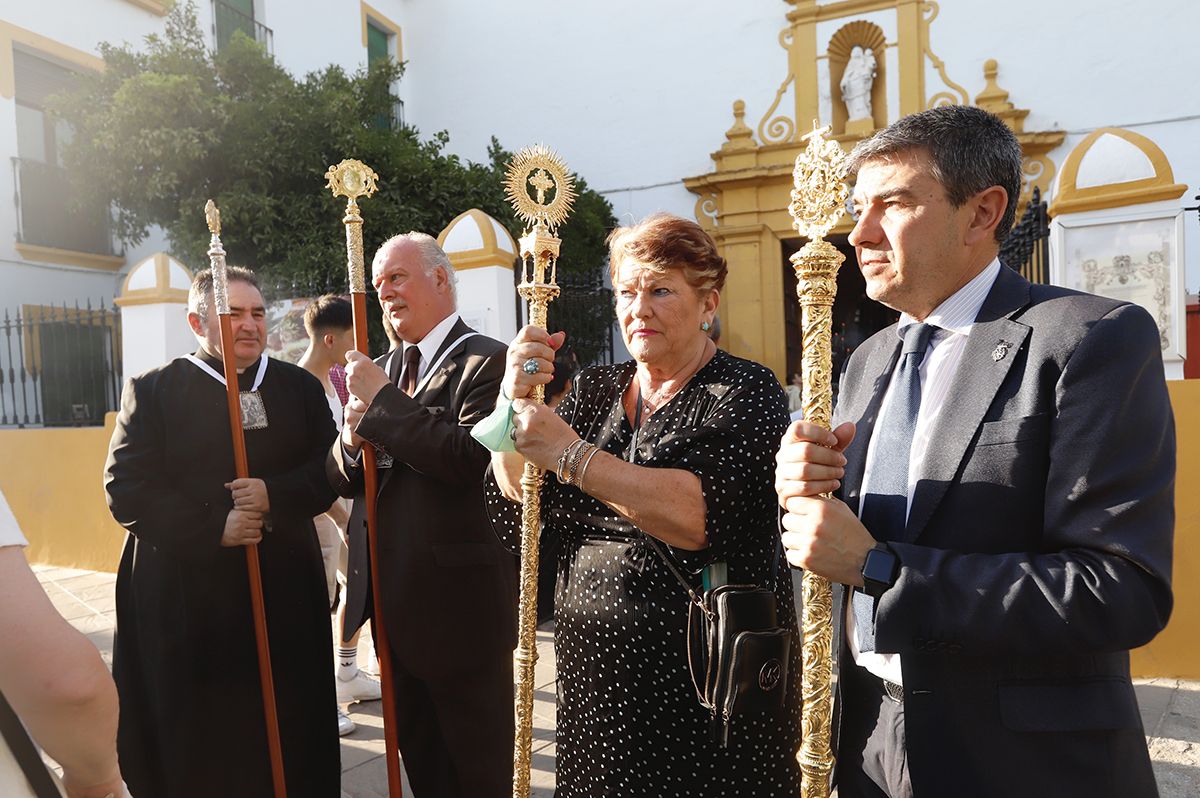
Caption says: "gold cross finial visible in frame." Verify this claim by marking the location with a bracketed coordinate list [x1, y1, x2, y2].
[529, 169, 555, 205]
[801, 119, 831, 143]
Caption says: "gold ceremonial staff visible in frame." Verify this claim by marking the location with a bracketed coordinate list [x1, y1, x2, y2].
[204, 201, 288, 798]
[324, 160, 404, 798]
[504, 144, 577, 798]
[788, 122, 850, 798]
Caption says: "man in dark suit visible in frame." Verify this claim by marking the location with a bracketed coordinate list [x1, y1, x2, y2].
[776, 106, 1174, 798]
[327, 233, 516, 797]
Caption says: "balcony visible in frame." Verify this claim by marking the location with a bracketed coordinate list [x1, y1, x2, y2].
[12, 157, 118, 259]
[214, 0, 274, 54]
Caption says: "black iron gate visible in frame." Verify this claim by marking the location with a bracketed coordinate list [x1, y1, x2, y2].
[513, 269, 616, 367]
[999, 186, 1051, 284]
[0, 301, 122, 427]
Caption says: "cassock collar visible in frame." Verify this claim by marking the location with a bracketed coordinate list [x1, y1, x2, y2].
[191, 348, 266, 390]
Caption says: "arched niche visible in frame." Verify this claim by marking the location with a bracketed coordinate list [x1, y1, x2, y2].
[828, 20, 887, 137]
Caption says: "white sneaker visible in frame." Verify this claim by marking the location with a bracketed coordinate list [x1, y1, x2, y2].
[336, 669, 382, 704]
[337, 707, 355, 736]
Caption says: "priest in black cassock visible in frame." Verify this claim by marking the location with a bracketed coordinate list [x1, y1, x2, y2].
[104, 266, 341, 797]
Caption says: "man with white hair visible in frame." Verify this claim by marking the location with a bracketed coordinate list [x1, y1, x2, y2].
[328, 233, 516, 797]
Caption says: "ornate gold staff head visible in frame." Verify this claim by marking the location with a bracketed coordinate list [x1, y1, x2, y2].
[505, 144, 576, 290]
[789, 121, 850, 243]
[325, 159, 380, 293]
[204, 199, 231, 315]
[325, 159, 380, 202]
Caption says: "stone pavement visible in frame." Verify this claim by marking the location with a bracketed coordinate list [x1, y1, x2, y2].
[34, 565, 1199, 797]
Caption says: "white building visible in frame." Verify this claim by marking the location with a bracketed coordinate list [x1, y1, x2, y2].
[0, 0, 1196, 405]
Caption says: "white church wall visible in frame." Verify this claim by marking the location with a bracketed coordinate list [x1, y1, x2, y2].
[397, 0, 787, 224]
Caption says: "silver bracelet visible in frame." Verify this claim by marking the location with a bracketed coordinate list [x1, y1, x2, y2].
[573, 444, 602, 490]
[556, 439, 587, 484]
[563, 440, 592, 485]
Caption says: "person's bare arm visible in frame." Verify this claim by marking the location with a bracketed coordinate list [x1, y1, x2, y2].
[570, 451, 707, 550]
[0, 547, 125, 798]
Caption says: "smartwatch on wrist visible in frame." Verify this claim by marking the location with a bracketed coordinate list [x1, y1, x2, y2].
[860, 541, 899, 598]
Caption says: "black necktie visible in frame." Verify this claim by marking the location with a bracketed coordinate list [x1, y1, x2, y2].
[401, 345, 421, 397]
[853, 322, 936, 653]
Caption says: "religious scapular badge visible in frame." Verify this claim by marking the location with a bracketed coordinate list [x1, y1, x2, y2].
[239, 390, 269, 430]
[184, 354, 270, 429]
[991, 341, 1012, 362]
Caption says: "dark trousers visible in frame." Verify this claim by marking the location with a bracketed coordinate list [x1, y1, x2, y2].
[387, 632, 514, 798]
[835, 661, 913, 798]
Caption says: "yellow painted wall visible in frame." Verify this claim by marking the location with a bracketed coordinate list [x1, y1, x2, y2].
[2, 385, 1198, 677]
[1132, 379, 1200, 678]
[0, 413, 124, 573]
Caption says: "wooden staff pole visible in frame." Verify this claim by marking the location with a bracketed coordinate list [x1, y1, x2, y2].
[204, 200, 287, 798]
[323, 161, 403, 798]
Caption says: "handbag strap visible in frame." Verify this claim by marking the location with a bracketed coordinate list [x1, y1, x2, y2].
[0, 690, 63, 798]
[628, 387, 785, 603]
[629, 390, 710, 616]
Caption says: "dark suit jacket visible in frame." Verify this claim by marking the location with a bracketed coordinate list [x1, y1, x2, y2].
[832, 265, 1174, 797]
[328, 319, 517, 678]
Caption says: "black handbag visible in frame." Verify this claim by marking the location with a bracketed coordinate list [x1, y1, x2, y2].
[627, 394, 790, 747]
[640, 533, 791, 747]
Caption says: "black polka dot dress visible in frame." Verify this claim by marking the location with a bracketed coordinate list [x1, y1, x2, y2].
[487, 349, 803, 797]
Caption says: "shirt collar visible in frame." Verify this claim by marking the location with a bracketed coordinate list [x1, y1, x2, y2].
[405, 311, 460, 368]
[896, 258, 1001, 340]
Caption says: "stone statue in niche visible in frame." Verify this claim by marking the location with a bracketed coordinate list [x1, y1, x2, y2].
[840, 46, 876, 122]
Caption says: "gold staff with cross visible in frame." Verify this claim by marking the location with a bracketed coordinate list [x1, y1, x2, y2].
[787, 121, 851, 798]
[503, 144, 577, 798]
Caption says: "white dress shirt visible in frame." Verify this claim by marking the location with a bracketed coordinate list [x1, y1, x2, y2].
[398, 311, 461, 391]
[342, 312, 461, 465]
[849, 258, 1002, 685]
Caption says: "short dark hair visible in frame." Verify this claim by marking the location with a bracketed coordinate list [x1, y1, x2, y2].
[189, 266, 261, 322]
[848, 105, 1023, 242]
[303, 294, 353, 337]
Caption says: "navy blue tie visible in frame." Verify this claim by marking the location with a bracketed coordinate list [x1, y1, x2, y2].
[853, 322, 936, 653]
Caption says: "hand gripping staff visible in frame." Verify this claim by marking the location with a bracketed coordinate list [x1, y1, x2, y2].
[787, 123, 851, 798]
[204, 200, 287, 798]
[504, 145, 577, 798]
[324, 160, 403, 798]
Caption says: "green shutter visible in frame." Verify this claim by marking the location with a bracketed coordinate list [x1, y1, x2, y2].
[367, 22, 389, 66]
[216, 0, 257, 51]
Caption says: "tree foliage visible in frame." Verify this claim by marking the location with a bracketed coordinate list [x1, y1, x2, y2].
[51, 2, 617, 360]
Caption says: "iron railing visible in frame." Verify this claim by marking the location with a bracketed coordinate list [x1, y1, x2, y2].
[512, 266, 617, 367]
[0, 301, 122, 428]
[1000, 186, 1050, 284]
[214, 0, 274, 53]
[11, 157, 117, 256]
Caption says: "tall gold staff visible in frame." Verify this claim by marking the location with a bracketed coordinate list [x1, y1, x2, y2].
[504, 144, 577, 798]
[204, 200, 288, 798]
[787, 122, 850, 798]
[323, 160, 404, 798]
